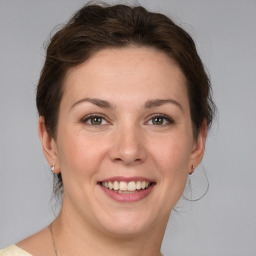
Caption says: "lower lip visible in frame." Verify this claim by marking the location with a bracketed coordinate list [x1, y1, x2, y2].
[99, 184, 155, 202]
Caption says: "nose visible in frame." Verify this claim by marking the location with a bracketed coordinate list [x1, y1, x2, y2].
[109, 124, 146, 166]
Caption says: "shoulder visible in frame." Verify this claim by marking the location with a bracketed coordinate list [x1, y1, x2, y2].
[0, 245, 32, 256]
[16, 227, 54, 256]
[1, 226, 54, 256]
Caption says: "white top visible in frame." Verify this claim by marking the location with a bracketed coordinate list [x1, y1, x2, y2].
[0, 245, 164, 256]
[0, 245, 32, 256]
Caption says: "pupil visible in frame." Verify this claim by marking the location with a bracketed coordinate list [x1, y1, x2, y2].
[153, 117, 163, 125]
[92, 117, 102, 125]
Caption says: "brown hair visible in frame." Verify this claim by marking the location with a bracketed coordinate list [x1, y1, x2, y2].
[36, 3, 216, 194]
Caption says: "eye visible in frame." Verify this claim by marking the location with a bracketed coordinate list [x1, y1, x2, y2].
[81, 114, 108, 126]
[146, 114, 174, 126]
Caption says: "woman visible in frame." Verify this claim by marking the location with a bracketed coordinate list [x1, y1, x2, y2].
[0, 3, 215, 256]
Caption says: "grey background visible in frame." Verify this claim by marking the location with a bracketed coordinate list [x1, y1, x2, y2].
[0, 0, 255, 255]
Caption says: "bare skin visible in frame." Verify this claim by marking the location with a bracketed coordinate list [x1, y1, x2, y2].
[17, 228, 54, 256]
[17, 47, 206, 256]
[17, 217, 166, 256]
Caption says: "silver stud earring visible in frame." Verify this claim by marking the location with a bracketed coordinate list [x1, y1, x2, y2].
[51, 165, 55, 173]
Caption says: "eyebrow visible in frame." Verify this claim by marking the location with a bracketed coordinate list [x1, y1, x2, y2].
[70, 98, 113, 110]
[145, 99, 183, 112]
[70, 97, 183, 112]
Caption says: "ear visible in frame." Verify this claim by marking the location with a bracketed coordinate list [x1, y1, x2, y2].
[38, 116, 60, 174]
[189, 119, 207, 174]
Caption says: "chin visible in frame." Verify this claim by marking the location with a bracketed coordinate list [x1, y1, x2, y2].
[94, 207, 162, 237]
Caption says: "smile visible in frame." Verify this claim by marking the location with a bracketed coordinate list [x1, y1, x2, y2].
[98, 177, 155, 202]
[100, 181, 152, 193]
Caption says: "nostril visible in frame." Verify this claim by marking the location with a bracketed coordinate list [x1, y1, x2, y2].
[109, 138, 146, 165]
[113, 157, 143, 165]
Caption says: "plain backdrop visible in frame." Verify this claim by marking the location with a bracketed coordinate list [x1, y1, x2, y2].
[0, 0, 256, 255]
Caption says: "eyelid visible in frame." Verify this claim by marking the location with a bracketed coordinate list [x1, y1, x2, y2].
[145, 113, 174, 125]
[80, 113, 174, 126]
[81, 113, 111, 125]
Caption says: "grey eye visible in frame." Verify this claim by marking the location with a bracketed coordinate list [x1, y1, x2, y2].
[152, 117, 164, 125]
[147, 115, 174, 126]
[90, 116, 103, 125]
[82, 115, 108, 126]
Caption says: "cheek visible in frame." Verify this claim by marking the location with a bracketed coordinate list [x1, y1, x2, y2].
[145, 135, 191, 213]
[56, 127, 106, 182]
[150, 133, 192, 175]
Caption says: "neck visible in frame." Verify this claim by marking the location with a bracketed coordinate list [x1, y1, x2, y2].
[52, 203, 168, 256]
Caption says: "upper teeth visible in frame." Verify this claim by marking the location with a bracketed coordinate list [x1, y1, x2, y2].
[101, 181, 151, 192]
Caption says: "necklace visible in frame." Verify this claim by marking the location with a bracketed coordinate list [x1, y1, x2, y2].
[49, 222, 163, 256]
[49, 223, 59, 256]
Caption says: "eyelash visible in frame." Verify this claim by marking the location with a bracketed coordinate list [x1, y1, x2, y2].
[81, 114, 110, 126]
[81, 113, 174, 126]
[145, 114, 174, 126]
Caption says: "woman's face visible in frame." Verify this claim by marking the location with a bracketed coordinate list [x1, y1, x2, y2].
[41, 47, 205, 236]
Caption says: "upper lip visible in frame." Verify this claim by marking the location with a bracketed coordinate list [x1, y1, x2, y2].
[99, 176, 155, 183]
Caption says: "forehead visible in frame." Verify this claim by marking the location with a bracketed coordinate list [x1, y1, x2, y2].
[62, 47, 188, 108]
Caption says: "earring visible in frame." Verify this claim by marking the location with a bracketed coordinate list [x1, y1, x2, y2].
[51, 165, 55, 173]
[189, 165, 195, 175]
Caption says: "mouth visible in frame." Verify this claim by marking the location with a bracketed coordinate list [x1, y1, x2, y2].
[99, 180, 154, 194]
[97, 177, 156, 202]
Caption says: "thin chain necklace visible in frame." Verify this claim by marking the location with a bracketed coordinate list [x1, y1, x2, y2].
[49, 222, 163, 256]
[49, 223, 59, 256]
